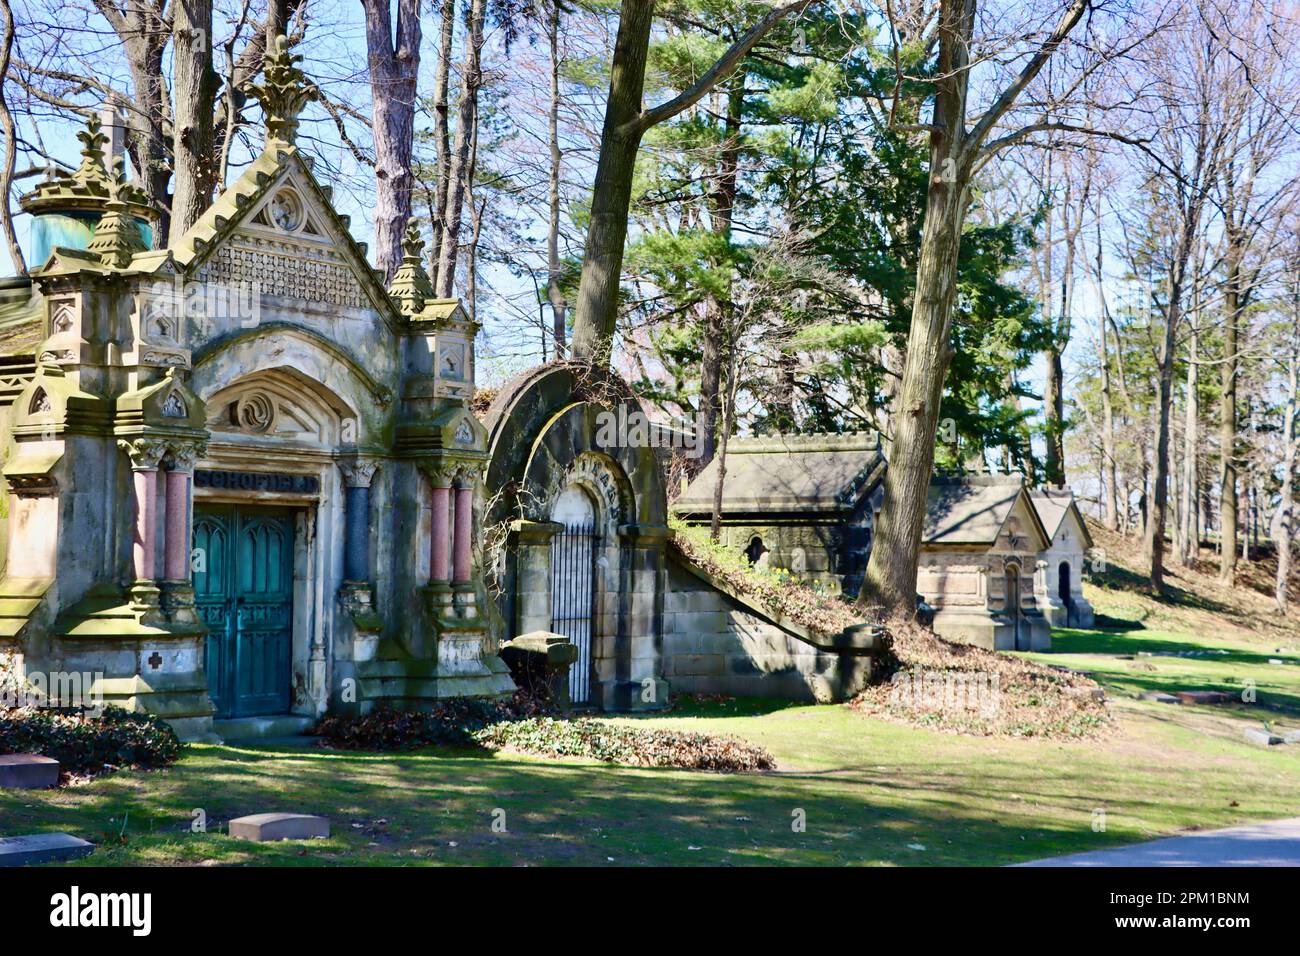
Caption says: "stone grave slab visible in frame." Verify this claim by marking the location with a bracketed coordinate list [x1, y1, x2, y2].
[0, 832, 93, 867]
[1243, 728, 1283, 747]
[228, 812, 330, 842]
[1174, 690, 1236, 705]
[1138, 692, 1180, 704]
[0, 754, 59, 789]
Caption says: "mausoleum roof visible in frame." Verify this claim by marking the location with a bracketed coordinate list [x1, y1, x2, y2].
[673, 431, 884, 516]
[0, 278, 42, 357]
[1029, 487, 1093, 549]
[924, 474, 1048, 546]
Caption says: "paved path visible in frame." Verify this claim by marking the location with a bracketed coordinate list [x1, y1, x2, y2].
[1018, 818, 1300, 867]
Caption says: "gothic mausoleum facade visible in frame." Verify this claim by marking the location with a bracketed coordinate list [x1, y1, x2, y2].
[0, 41, 512, 741]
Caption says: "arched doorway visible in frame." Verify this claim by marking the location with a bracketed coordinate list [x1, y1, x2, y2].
[1005, 563, 1023, 650]
[1058, 561, 1072, 621]
[550, 486, 597, 704]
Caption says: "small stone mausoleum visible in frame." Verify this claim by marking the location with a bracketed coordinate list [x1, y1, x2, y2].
[1029, 487, 1095, 629]
[672, 432, 885, 597]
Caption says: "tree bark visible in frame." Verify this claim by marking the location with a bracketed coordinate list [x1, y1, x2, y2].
[0, 0, 25, 275]
[1277, 271, 1300, 612]
[1178, 325, 1198, 564]
[546, 0, 566, 357]
[1218, 234, 1243, 582]
[169, 0, 218, 244]
[92, 0, 171, 240]
[567, 0, 656, 365]
[361, 0, 422, 283]
[430, 0, 456, 270]
[436, 0, 486, 297]
[567, 0, 813, 364]
[699, 73, 745, 466]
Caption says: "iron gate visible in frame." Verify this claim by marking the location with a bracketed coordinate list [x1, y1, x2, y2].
[550, 520, 596, 704]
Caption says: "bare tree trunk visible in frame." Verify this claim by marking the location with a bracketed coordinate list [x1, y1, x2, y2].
[1146, 236, 1193, 593]
[169, 0, 218, 244]
[567, 0, 655, 364]
[91, 0, 171, 239]
[361, 0, 422, 283]
[430, 0, 455, 269]
[1219, 237, 1243, 582]
[1093, 226, 1118, 529]
[860, 0, 1091, 614]
[436, 0, 486, 297]
[710, 351, 740, 541]
[1178, 326, 1198, 564]
[1278, 270, 1300, 612]
[698, 74, 744, 465]
[546, 0, 566, 357]
[0, 0, 25, 275]
[568, 0, 813, 363]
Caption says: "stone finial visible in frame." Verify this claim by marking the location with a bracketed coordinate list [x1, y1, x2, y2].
[388, 222, 434, 315]
[248, 34, 318, 145]
[86, 158, 146, 268]
[71, 115, 112, 191]
[20, 112, 152, 217]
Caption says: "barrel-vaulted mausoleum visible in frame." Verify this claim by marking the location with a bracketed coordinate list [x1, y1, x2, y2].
[482, 364, 672, 711]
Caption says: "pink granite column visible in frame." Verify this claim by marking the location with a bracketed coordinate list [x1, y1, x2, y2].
[163, 467, 192, 581]
[430, 483, 451, 583]
[452, 484, 473, 584]
[133, 468, 159, 580]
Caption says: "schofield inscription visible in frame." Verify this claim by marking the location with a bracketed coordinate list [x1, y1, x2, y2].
[194, 469, 320, 494]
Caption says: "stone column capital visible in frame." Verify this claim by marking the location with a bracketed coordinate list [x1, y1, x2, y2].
[117, 437, 168, 471]
[451, 463, 483, 489]
[420, 462, 455, 489]
[338, 457, 381, 488]
[164, 440, 206, 472]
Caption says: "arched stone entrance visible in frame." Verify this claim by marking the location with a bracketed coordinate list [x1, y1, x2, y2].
[548, 485, 597, 703]
[483, 364, 670, 711]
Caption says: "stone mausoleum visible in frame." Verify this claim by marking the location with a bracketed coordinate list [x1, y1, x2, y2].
[672, 432, 885, 597]
[678, 435, 1086, 652]
[0, 40, 513, 741]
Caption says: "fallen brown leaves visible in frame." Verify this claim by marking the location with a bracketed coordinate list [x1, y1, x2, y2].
[851, 618, 1111, 739]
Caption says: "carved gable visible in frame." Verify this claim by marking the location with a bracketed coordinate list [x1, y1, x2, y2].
[194, 169, 371, 312]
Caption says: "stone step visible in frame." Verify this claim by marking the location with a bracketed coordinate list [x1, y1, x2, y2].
[228, 813, 330, 842]
[213, 715, 315, 742]
[0, 753, 60, 789]
[0, 832, 94, 867]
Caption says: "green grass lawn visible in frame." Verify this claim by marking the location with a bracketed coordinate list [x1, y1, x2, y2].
[4, 622, 1300, 866]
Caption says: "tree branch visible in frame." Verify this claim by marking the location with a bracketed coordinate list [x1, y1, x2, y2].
[631, 0, 815, 136]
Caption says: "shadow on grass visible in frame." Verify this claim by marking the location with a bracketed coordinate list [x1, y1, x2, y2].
[1090, 560, 1274, 629]
[6, 740, 1277, 868]
[1047, 628, 1287, 662]
[618, 695, 803, 721]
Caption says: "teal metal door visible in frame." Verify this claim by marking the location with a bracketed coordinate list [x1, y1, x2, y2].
[194, 505, 295, 718]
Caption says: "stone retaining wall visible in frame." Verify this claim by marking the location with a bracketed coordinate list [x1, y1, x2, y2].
[663, 557, 875, 703]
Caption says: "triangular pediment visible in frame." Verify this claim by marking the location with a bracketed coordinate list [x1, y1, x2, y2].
[170, 146, 396, 325]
